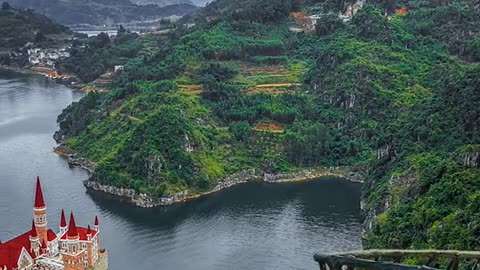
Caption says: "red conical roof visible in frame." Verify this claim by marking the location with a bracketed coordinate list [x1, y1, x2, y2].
[60, 209, 67, 227]
[94, 216, 99, 226]
[67, 212, 78, 237]
[34, 176, 45, 208]
[30, 220, 38, 238]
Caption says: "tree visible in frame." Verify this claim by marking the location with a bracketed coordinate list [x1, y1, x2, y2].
[117, 25, 127, 35]
[285, 121, 332, 166]
[34, 32, 47, 44]
[1, 2, 11, 10]
[90, 32, 111, 49]
[315, 14, 344, 36]
[230, 121, 251, 142]
[351, 5, 392, 41]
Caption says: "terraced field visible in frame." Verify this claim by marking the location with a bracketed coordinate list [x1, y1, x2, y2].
[177, 60, 307, 96]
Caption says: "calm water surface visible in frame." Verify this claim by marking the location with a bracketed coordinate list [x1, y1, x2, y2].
[0, 71, 363, 270]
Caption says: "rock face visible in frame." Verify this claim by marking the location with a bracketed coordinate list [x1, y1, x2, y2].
[84, 169, 259, 207]
[460, 148, 480, 168]
[361, 172, 418, 245]
[54, 144, 97, 173]
[66, 153, 97, 173]
[376, 145, 392, 160]
[339, 0, 365, 21]
[264, 167, 363, 183]
[145, 154, 163, 183]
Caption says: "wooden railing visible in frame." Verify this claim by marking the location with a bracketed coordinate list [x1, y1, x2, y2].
[314, 250, 480, 270]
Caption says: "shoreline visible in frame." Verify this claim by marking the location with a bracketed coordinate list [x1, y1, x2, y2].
[54, 143, 363, 208]
[0, 65, 90, 92]
[0, 65, 41, 76]
[83, 169, 362, 208]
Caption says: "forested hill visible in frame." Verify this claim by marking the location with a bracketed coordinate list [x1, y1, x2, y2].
[5, 0, 198, 25]
[0, 2, 72, 48]
[56, 0, 480, 252]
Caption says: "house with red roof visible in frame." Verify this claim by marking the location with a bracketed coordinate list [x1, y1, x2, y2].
[0, 177, 108, 270]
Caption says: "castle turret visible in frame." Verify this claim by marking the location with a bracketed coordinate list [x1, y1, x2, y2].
[62, 212, 85, 270]
[41, 240, 48, 255]
[93, 215, 101, 260]
[86, 225, 92, 242]
[33, 177, 48, 244]
[86, 225, 94, 267]
[59, 209, 67, 236]
[29, 220, 40, 257]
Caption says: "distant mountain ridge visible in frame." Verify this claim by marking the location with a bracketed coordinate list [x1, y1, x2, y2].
[132, 0, 210, 6]
[6, 0, 199, 25]
[131, 0, 193, 6]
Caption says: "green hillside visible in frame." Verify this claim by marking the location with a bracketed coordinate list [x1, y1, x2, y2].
[57, 0, 480, 252]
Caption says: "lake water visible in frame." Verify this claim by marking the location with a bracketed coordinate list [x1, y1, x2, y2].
[0, 70, 363, 270]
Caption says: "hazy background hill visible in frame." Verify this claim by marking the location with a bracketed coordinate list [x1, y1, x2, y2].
[0, 4, 71, 48]
[5, 0, 199, 25]
[132, 0, 210, 6]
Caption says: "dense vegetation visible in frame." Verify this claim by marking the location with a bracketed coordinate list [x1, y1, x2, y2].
[56, 0, 480, 253]
[57, 29, 144, 82]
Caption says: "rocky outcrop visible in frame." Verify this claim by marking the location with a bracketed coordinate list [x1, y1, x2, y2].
[54, 144, 96, 173]
[66, 153, 97, 173]
[362, 172, 418, 244]
[84, 180, 186, 207]
[145, 155, 164, 183]
[376, 145, 392, 160]
[264, 167, 363, 183]
[339, 0, 365, 21]
[460, 147, 480, 168]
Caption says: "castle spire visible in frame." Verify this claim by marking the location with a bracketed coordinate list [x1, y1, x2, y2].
[67, 212, 78, 238]
[41, 240, 48, 255]
[34, 176, 45, 208]
[30, 220, 37, 238]
[93, 215, 99, 232]
[33, 176, 48, 244]
[60, 209, 67, 227]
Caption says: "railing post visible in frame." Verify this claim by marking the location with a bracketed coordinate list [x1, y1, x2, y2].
[447, 257, 459, 270]
[425, 257, 436, 267]
[471, 260, 480, 270]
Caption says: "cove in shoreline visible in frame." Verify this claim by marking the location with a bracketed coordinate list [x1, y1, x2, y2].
[0, 65, 95, 92]
[55, 143, 363, 208]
